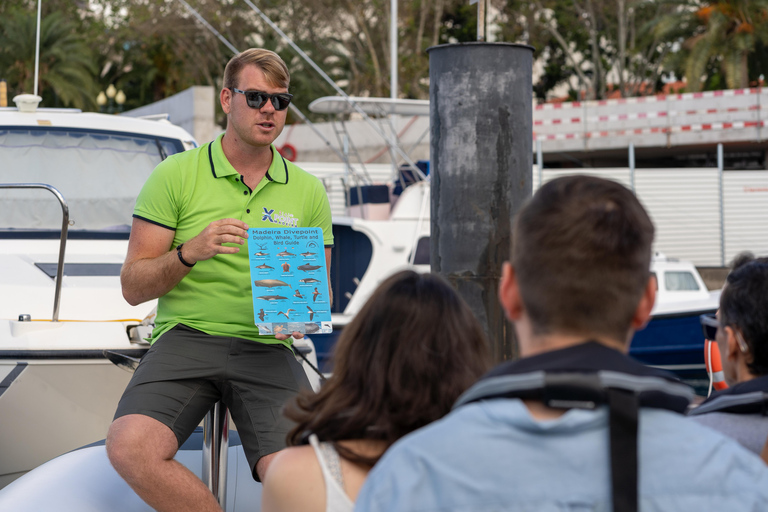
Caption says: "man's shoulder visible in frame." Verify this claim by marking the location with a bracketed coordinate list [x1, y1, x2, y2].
[283, 159, 324, 188]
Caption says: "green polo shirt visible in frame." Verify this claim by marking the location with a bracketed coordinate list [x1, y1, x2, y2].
[133, 134, 333, 348]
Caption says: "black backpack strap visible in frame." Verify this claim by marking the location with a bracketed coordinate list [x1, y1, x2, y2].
[608, 388, 639, 512]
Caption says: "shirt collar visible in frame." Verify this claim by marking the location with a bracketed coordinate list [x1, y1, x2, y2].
[209, 133, 288, 184]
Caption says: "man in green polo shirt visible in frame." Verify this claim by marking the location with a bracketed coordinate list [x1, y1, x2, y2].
[106, 49, 333, 512]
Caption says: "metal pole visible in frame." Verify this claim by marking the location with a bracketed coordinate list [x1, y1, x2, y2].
[629, 142, 635, 193]
[717, 143, 725, 266]
[34, 0, 42, 97]
[536, 139, 543, 189]
[0, 184, 68, 321]
[388, 0, 399, 178]
[428, 42, 534, 362]
[202, 401, 229, 510]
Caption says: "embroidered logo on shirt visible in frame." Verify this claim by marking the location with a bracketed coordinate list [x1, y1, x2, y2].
[262, 207, 299, 227]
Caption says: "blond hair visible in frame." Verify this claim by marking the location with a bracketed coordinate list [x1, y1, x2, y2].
[223, 49, 290, 90]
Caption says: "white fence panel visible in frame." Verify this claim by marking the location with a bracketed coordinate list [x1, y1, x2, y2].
[723, 171, 768, 262]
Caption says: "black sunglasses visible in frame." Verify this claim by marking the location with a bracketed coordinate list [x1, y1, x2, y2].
[230, 88, 293, 111]
[700, 313, 720, 340]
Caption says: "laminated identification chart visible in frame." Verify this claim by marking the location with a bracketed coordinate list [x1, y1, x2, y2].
[247, 227, 332, 336]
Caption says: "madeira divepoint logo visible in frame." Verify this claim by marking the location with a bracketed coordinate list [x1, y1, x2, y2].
[262, 207, 299, 227]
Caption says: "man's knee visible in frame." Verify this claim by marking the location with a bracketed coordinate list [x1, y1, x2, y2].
[106, 414, 178, 478]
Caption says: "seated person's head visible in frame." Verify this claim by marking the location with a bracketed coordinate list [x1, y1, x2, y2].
[501, 175, 655, 351]
[284, 270, 491, 465]
[717, 257, 768, 383]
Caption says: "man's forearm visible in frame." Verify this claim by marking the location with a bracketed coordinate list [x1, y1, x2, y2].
[121, 250, 191, 306]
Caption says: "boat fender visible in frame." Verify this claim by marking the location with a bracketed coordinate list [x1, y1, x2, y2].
[704, 339, 729, 392]
[456, 369, 693, 512]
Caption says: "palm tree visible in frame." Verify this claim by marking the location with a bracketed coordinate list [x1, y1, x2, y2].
[0, 10, 98, 109]
[683, 1, 768, 91]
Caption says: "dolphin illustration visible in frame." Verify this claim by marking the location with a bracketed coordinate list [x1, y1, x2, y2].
[305, 323, 320, 334]
[253, 279, 291, 288]
[278, 309, 296, 319]
[256, 295, 288, 301]
[258, 309, 266, 322]
[300, 278, 321, 284]
[277, 249, 296, 257]
[259, 324, 272, 333]
[300, 252, 316, 257]
[297, 264, 322, 271]
[255, 264, 274, 270]
[253, 252, 269, 257]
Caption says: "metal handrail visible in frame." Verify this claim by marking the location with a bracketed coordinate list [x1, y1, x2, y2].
[0, 183, 69, 321]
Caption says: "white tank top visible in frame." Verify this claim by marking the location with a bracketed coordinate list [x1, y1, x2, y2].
[309, 434, 355, 512]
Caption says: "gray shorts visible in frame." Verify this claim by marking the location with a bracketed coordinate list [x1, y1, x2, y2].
[114, 323, 311, 480]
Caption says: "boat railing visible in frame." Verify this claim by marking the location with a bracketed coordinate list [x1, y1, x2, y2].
[0, 183, 69, 321]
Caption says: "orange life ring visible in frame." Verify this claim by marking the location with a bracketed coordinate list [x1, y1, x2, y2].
[278, 144, 297, 161]
[704, 339, 728, 391]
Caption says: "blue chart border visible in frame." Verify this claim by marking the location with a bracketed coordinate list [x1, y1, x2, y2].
[248, 227, 332, 336]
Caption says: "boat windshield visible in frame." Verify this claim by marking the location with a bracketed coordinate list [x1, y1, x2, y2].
[0, 127, 183, 233]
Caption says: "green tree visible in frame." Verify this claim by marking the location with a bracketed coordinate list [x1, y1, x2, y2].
[0, 8, 98, 109]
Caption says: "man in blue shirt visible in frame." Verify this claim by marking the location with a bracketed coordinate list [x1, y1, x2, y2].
[355, 176, 768, 512]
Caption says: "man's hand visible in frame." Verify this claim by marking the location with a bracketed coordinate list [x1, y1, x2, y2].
[181, 218, 249, 264]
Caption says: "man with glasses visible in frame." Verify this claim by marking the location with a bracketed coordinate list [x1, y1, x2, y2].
[106, 49, 333, 512]
[690, 255, 768, 455]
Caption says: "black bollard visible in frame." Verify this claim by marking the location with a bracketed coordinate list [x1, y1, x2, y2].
[427, 42, 534, 362]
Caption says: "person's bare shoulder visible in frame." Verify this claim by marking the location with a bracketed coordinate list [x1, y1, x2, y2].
[262, 446, 325, 512]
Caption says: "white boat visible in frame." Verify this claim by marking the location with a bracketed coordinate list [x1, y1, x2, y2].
[0, 95, 322, 488]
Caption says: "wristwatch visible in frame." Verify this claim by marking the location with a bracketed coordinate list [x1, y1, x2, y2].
[176, 244, 196, 268]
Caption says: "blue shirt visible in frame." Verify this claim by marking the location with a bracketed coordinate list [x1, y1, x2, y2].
[356, 398, 768, 511]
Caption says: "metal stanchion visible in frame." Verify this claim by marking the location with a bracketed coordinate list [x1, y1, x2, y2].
[202, 401, 229, 511]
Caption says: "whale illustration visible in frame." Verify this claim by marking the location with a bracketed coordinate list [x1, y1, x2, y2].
[277, 249, 296, 257]
[253, 279, 291, 288]
[256, 295, 288, 301]
[255, 264, 274, 270]
[299, 278, 321, 284]
[297, 264, 321, 271]
[305, 323, 320, 334]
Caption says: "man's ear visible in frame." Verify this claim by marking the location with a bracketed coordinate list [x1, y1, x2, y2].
[723, 326, 741, 362]
[499, 262, 524, 321]
[221, 87, 232, 115]
[630, 275, 657, 331]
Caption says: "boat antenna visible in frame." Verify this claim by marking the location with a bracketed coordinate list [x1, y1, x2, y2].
[241, 0, 426, 180]
[174, 0, 347, 164]
[34, 0, 42, 96]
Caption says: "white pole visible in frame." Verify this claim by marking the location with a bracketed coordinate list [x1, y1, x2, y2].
[389, 0, 399, 179]
[717, 143, 725, 266]
[34, 0, 42, 96]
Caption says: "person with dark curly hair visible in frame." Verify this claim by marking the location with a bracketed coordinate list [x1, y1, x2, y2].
[689, 256, 768, 455]
[261, 270, 492, 512]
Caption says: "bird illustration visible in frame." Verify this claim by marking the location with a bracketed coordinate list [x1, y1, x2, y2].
[294, 290, 304, 299]
[278, 309, 295, 319]
[307, 306, 315, 321]
[258, 309, 266, 322]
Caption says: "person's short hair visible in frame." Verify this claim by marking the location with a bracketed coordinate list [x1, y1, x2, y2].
[284, 270, 491, 466]
[512, 175, 655, 340]
[729, 251, 755, 272]
[222, 48, 289, 90]
[720, 257, 768, 376]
